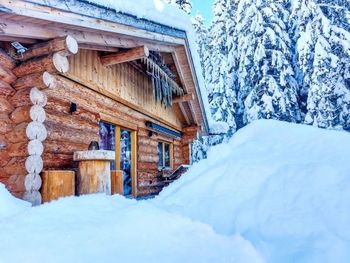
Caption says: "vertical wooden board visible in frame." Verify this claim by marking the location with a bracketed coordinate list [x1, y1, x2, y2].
[41, 170, 75, 203]
[111, 170, 123, 195]
[68, 49, 184, 129]
[131, 130, 137, 197]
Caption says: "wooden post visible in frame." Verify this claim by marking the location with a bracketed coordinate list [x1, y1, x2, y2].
[100, 46, 149, 66]
[74, 150, 115, 195]
[111, 170, 124, 195]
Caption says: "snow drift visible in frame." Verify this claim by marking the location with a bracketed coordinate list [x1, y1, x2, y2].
[157, 120, 350, 262]
[0, 120, 349, 262]
[0, 193, 261, 263]
[0, 184, 30, 219]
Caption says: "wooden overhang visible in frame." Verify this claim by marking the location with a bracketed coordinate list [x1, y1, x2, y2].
[0, 0, 210, 134]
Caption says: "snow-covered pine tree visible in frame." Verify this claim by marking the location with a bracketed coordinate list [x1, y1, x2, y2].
[192, 12, 209, 79]
[302, 0, 350, 129]
[235, 0, 301, 124]
[207, 0, 237, 133]
[288, 0, 310, 116]
[164, 0, 192, 14]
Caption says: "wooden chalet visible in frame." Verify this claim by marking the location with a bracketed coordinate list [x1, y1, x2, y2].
[0, 0, 209, 204]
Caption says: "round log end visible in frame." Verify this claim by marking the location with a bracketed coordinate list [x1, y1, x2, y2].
[53, 53, 69, 74]
[26, 121, 47, 142]
[24, 173, 42, 191]
[25, 154, 44, 174]
[23, 190, 42, 206]
[43, 71, 57, 89]
[28, 139, 44, 156]
[66, 35, 79, 55]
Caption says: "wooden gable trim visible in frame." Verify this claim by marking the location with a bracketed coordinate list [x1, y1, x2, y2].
[180, 43, 210, 134]
[27, 0, 187, 39]
[0, 17, 178, 53]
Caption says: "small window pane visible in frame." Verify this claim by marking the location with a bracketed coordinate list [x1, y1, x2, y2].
[99, 121, 116, 170]
[120, 129, 132, 196]
[164, 144, 170, 168]
[158, 142, 163, 168]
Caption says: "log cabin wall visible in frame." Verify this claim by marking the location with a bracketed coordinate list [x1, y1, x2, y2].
[0, 42, 198, 200]
[0, 37, 78, 205]
[44, 75, 186, 197]
[42, 49, 194, 197]
[0, 49, 21, 198]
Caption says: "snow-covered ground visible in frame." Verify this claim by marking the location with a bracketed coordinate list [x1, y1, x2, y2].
[1, 120, 349, 262]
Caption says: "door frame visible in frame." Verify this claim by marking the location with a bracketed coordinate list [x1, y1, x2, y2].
[100, 113, 138, 197]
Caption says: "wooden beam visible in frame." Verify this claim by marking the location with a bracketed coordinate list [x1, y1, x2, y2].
[178, 103, 191, 126]
[100, 112, 138, 131]
[79, 44, 119, 52]
[100, 46, 149, 67]
[173, 93, 194, 104]
[19, 35, 78, 61]
[0, 35, 37, 44]
[0, 1, 185, 45]
[0, 18, 177, 53]
[13, 53, 69, 77]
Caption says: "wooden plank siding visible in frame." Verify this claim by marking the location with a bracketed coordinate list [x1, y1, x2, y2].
[67, 49, 184, 130]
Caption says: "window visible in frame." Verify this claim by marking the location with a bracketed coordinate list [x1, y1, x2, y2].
[158, 141, 173, 169]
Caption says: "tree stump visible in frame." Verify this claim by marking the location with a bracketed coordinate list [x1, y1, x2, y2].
[74, 150, 115, 195]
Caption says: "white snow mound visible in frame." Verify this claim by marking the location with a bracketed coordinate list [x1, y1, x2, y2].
[0, 184, 30, 218]
[0, 192, 262, 263]
[0, 120, 349, 262]
[157, 119, 350, 262]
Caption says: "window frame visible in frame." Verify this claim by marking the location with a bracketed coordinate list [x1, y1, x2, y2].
[99, 113, 138, 197]
[157, 140, 174, 170]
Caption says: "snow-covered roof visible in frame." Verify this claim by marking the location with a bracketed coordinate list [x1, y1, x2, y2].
[25, 0, 212, 132]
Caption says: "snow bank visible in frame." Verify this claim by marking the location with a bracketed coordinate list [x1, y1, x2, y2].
[85, 0, 213, 127]
[0, 194, 262, 263]
[0, 184, 30, 219]
[157, 120, 350, 262]
[1, 120, 349, 262]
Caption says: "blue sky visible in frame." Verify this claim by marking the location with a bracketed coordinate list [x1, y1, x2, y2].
[191, 0, 214, 25]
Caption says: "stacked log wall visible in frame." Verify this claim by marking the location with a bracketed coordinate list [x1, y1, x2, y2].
[0, 36, 78, 204]
[0, 50, 20, 197]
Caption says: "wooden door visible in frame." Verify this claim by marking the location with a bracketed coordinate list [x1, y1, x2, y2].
[99, 121, 137, 197]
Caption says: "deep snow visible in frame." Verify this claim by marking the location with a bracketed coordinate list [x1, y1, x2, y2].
[1, 120, 350, 262]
